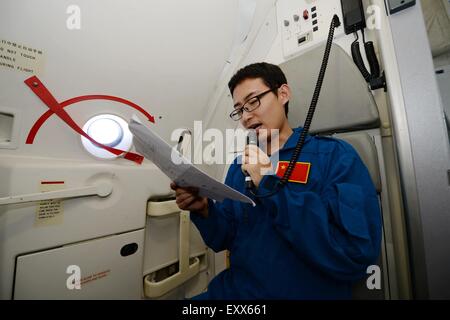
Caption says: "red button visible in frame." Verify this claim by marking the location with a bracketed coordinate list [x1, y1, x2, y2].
[303, 9, 309, 20]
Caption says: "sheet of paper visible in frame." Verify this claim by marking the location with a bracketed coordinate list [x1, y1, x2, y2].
[128, 116, 255, 206]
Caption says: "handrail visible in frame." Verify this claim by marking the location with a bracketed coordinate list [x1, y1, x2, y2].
[0, 182, 113, 205]
[144, 199, 200, 298]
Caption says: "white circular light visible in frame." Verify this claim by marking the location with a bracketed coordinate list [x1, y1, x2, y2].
[81, 114, 133, 160]
[87, 118, 123, 147]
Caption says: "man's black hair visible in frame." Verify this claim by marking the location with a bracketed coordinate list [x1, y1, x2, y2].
[228, 62, 289, 116]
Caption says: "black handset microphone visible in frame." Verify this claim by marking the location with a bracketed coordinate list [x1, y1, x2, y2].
[245, 129, 258, 190]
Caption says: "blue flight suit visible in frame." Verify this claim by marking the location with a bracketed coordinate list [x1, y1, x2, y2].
[190, 127, 382, 299]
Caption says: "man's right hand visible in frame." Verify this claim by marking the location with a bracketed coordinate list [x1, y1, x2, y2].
[170, 182, 209, 218]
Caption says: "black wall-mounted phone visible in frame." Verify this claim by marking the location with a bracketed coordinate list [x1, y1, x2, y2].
[341, 0, 385, 90]
[340, 0, 366, 35]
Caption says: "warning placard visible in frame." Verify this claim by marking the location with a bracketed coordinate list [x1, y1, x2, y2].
[35, 181, 64, 226]
[80, 269, 111, 286]
[0, 38, 45, 75]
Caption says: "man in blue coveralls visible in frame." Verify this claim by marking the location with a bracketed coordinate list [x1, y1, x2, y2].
[170, 62, 382, 299]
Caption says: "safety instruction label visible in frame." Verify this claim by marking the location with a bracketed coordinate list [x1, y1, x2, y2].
[80, 269, 111, 286]
[35, 181, 64, 226]
[0, 38, 45, 75]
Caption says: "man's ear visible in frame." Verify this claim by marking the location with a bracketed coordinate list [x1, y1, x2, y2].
[278, 84, 291, 105]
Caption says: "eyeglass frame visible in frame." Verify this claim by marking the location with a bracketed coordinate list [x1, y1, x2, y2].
[229, 87, 279, 121]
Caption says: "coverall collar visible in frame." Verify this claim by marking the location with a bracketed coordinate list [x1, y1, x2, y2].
[279, 127, 309, 151]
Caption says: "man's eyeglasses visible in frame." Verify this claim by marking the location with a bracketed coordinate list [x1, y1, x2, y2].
[229, 87, 277, 121]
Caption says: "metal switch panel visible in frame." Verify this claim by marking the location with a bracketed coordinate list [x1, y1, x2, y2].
[386, 0, 416, 15]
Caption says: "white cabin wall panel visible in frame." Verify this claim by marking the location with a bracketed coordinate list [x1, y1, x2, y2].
[0, 0, 239, 159]
[14, 230, 145, 300]
[0, 155, 172, 298]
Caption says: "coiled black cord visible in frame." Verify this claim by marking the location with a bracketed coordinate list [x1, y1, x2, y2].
[251, 14, 341, 198]
[279, 14, 340, 187]
[351, 32, 372, 81]
[352, 29, 384, 89]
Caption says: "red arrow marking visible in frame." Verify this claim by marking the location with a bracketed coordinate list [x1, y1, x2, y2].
[26, 95, 154, 144]
[24, 76, 145, 164]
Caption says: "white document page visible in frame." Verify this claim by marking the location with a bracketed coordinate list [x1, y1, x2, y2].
[128, 116, 255, 206]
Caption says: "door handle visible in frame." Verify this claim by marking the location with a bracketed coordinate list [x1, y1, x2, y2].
[0, 182, 113, 205]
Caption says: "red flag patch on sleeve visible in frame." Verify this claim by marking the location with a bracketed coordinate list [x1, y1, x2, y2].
[275, 161, 311, 184]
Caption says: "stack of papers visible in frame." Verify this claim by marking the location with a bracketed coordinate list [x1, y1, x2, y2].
[128, 116, 255, 206]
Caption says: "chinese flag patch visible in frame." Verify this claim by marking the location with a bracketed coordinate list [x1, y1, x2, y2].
[275, 161, 311, 184]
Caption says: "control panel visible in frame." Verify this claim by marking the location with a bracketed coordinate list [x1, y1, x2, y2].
[277, 0, 345, 58]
